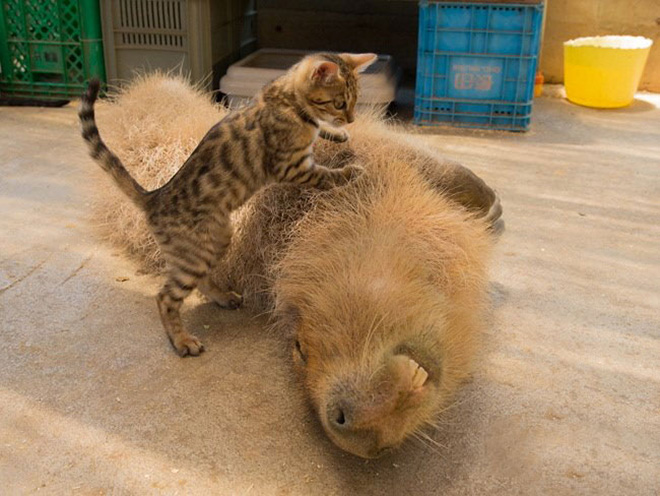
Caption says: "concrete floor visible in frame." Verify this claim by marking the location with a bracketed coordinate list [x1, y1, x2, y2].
[1, 93, 659, 495]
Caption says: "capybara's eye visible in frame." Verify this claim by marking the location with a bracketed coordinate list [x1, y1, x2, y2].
[295, 340, 307, 362]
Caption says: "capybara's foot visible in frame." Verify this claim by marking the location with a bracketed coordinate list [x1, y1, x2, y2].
[207, 289, 243, 309]
[220, 291, 243, 309]
[199, 278, 243, 309]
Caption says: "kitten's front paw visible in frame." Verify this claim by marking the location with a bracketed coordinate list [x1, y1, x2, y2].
[334, 129, 350, 143]
[340, 164, 364, 182]
[320, 128, 350, 143]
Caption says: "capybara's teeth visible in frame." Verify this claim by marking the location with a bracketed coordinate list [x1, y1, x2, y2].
[411, 361, 428, 389]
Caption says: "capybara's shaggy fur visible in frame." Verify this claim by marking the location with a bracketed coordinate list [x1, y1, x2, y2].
[92, 75, 500, 458]
[92, 73, 228, 272]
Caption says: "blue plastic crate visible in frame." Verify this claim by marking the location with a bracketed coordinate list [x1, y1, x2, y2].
[414, 1, 544, 131]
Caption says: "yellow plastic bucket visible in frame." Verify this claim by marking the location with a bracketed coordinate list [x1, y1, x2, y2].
[564, 35, 653, 108]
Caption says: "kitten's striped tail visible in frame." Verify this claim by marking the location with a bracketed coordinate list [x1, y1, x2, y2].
[78, 79, 148, 208]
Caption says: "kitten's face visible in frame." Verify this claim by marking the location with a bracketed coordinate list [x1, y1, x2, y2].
[301, 53, 377, 126]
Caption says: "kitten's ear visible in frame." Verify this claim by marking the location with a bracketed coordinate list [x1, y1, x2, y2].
[340, 53, 378, 73]
[311, 61, 339, 85]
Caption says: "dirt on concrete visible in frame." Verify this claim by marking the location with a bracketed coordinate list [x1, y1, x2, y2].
[1, 93, 659, 495]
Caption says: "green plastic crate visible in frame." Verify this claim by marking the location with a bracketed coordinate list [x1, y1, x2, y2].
[0, 0, 105, 100]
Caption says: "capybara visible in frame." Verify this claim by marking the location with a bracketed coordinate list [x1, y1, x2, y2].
[218, 117, 499, 458]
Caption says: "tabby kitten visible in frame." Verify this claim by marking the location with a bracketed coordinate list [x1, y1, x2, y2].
[79, 52, 377, 356]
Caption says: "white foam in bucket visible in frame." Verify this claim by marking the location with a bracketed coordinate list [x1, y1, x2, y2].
[564, 35, 653, 50]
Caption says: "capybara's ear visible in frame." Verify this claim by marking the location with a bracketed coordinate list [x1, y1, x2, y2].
[278, 303, 302, 332]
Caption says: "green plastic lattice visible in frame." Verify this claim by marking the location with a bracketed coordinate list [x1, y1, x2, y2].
[0, 0, 105, 100]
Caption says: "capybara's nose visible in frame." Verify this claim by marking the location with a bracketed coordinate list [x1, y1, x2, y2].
[327, 401, 351, 429]
[324, 398, 388, 458]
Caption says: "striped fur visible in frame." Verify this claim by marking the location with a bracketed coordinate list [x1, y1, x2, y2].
[79, 79, 148, 207]
[78, 52, 377, 356]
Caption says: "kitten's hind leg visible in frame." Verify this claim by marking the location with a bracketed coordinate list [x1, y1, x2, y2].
[199, 221, 243, 309]
[199, 276, 243, 309]
[157, 266, 204, 357]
